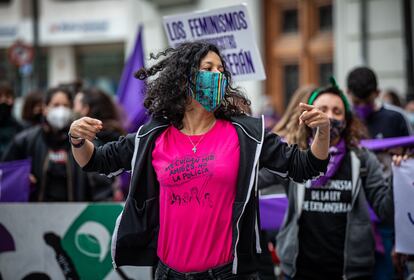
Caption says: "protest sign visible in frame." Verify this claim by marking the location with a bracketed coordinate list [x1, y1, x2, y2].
[0, 203, 150, 279]
[163, 4, 266, 81]
[392, 159, 414, 254]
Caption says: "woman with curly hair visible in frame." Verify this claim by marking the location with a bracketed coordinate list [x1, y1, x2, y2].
[268, 79, 394, 280]
[68, 41, 330, 279]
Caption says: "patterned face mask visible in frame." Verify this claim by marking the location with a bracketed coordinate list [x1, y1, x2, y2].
[189, 71, 227, 112]
[329, 118, 346, 142]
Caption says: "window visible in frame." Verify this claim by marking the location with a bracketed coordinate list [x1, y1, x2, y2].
[319, 5, 333, 31]
[319, 63, 333, 85]
[282, 9, 299, 33]
[75, 43, 124, 96]
[283, 64, 299, 106]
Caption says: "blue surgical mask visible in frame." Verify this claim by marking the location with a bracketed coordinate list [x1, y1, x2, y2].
[189, 71, 227, 112]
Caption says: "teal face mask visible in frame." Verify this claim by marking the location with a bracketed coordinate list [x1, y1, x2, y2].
[189, 71, 227, 112]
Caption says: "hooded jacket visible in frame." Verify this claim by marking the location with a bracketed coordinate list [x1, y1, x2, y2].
[82, 115, 329, 274]
[274, 148, 393, 279]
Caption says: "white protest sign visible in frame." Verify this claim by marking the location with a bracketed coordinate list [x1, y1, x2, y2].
[163, 4, 266, 81]
[392, 158, 414, 254]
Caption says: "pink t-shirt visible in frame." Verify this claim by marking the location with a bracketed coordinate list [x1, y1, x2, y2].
[152, 119, 240, 272]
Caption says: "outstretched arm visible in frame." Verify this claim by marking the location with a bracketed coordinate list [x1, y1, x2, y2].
[260, 103, 330, 183]
[69, 117, 102, 167]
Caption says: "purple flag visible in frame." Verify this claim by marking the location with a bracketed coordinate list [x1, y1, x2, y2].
[361, 136, 414, 151]
[117, 25, 148, 133]
[0, 159, 31, 202]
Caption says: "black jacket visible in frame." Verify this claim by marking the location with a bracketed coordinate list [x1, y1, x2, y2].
[2, 125, 113, 201]
[83, 115, 329, 274]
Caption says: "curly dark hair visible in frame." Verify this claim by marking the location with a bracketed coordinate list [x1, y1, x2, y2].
[135, 41, 251, 129]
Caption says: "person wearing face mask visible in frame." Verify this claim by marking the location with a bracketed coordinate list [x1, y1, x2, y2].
[2, 87, 111, 202]
[0, 83, 23, 159]
[347, 67, 413, 280]
[405, 97, 414, 130]
[21, 91, 44, 129]
[67, 41, 331, 279]
[347, 67, 412, 139]
[262, 78, 393, 280]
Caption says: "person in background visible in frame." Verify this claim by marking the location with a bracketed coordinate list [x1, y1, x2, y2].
[0, 82, 22, 159]
[2, 86, 113, 202]
[405, 96, 414, 130]
[346, 66, 412, 280]
[73, 88, 127, 200]
[68, 41, 330, 279]
[381, 89, 403, 108]
[73, 88, 125, 144]
[347, 67, 412, 139]
[21, 91, 44, 129]
[270, 79, 392, 280]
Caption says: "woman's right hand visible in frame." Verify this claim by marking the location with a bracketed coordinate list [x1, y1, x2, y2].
[69, 117, 103, 141]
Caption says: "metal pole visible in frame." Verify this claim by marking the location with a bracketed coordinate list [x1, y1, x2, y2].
[360, 0, 368, 65]
[403, 0, 414, 100]
[32, 0, 40, 90]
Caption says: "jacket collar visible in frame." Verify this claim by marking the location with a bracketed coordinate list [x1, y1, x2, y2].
[230, 114, 263, 144]
[137, 114, 264, 143]
[136, 117, 169, 137]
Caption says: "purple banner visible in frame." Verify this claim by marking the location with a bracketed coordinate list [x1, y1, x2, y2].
[116, 25, 148, 133]
[259, 195, 288, 230]
[0, 159, 31, 202]
[259, 195, 380, 230]
[360, 136, 414, 151]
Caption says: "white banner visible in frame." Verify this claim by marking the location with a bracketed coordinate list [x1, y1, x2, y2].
[392, 159, 414, 254]
[0, 203, 150, 280]
[163, 4, 266, 81]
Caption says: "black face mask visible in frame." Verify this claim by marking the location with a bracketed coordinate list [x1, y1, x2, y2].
[31, 113, 43, 124]
[0, 103, 13, 122]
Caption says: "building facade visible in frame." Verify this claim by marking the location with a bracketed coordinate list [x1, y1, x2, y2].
[0, 0, 412, 115]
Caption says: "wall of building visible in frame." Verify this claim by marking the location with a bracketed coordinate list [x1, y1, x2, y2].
[0, 0, 266, 114]
[335, 0, 407, 97]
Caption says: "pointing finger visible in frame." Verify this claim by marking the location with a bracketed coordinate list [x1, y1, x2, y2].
[299, 103, 315, 111]
[83, 117, 103, 126]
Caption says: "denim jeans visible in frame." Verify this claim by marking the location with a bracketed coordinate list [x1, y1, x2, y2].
[154, 261, 260, 280]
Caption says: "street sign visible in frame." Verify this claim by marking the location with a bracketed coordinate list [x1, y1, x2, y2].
[7, 40, 34, 67]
